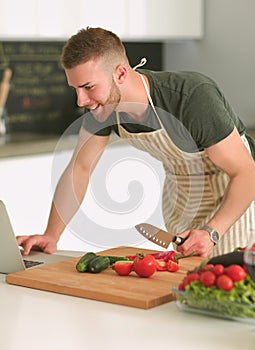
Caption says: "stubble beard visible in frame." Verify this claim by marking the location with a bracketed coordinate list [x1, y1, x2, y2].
[92, 78, 121, 123]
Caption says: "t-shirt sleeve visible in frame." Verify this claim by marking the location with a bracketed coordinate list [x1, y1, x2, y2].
[81, 111, 113, 136]
[182, 83, 235, 149]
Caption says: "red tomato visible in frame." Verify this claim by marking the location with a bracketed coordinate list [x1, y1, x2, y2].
[216, 274, 234, 291]
[178, 282, 185, 291]
[200, 270, 216, 287]
[226, 264, 246, 282]
[202, 264, 214, 271]
[134, 254, 157, 278]
[213, 264, 225, 276]
[155, 259, 167, 271]
[184, 272, 200, 285]
[167, 260, 179, 272]
[114, 261, 134, 276]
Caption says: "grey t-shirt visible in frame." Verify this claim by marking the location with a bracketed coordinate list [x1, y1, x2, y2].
[82, 69, 255, 158]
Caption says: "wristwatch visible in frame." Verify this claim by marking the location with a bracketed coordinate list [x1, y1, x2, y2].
[201, 226, 220, 245]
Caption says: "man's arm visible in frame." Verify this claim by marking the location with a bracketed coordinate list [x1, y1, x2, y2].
[176, 127, 255, 257]
[204, 127, 255, 234]
[17, 128, 110, 255]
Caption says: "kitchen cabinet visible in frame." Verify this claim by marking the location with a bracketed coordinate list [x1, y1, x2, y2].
[126, 0, 204, 40]
[0, 0, 37, 38]
[78, 0, 204, 40]
[0, 0, 203, 40]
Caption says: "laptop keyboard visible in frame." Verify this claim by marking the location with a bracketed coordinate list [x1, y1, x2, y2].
[23, 259, 44, 268]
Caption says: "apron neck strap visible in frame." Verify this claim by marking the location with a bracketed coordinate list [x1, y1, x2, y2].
[139, 74, 165, 130]
[132, 57, 147, 70]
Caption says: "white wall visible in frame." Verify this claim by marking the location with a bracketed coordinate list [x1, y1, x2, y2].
[0, 144, 166, 253]
[164, 0, 255, 128]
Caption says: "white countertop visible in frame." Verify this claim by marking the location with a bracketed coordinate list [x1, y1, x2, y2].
[1, 252, 255, 350]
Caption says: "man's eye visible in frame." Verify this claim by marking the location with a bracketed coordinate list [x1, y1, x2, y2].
[85, 85, 94, 90]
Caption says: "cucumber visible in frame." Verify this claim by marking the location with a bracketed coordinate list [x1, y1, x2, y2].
[106, 256, 130, 265]
[76, 252, 97, 272]
[88, 256, 111, 273]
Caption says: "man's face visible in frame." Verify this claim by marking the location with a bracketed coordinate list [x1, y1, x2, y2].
[65, 59, 121, 123]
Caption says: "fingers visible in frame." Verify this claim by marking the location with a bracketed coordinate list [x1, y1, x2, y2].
[175, 230, 193, 255]
[16, 235, 33, 255]
[16, 235, 54, 256]
[176, 243, 197, 256]
[21, 236, 39, 256]
[16, 235, 29, 245]
[43, 243, 57, 254]
[16, 235, 43, 256]
[176, 229, 214, 257]
[175, 230, 191, 240]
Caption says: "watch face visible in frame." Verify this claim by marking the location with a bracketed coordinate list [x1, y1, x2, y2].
[211, 231, 219, 243]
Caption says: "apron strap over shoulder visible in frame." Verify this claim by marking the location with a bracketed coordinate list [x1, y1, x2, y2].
[132, 57, 147, 70]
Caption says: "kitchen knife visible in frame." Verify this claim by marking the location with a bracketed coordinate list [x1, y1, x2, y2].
[135, 223, 186, 248]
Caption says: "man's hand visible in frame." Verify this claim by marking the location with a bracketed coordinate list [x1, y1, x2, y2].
[175, 228, 215, 257]
[16, 234, 58, 256]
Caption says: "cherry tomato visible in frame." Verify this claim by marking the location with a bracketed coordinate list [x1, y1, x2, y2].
[134, 254, 157, 278]
[226, 264, 246, 282]
[202, 264, 214, 271]
[184, 272, 200, 285]
[216, 274, 234, 291]
[200, 270, 216, 287]
[113, 261, 134, 276]
[213, 264, 225, 276]
[178, 282, 186, 291]
[155, 259, 167, 271]
[167, 260, 179, 272]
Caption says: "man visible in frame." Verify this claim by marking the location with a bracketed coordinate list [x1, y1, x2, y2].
[17, 27, 255, 258]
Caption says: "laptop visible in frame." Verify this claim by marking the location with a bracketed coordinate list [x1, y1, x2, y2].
[0, 200, 74, 274]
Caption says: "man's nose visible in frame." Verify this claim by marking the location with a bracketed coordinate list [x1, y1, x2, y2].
[76, 89, 90, 107]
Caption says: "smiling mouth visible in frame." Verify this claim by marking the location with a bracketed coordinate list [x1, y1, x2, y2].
[89, 104, 100, 111]
[88, 102, 118, 122]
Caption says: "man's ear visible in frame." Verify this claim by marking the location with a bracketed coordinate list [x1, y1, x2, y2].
[114, 65, 127, 84]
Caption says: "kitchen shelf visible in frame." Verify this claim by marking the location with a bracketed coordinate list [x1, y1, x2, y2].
[0, 134, 76, 158]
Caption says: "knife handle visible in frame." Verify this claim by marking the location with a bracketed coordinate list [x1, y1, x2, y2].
[172, 235, 186, 246]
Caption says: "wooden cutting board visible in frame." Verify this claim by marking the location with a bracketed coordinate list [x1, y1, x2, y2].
[6, 246, 203, 309]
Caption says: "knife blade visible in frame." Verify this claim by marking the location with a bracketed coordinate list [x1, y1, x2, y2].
[135, 223, 185, 248]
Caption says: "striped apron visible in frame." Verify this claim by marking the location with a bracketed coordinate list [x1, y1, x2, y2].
[116, 74, 255, 257]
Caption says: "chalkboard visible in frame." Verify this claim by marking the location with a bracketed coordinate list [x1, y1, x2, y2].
[0, 41, 162, 135]
[0, 41, 81, 134]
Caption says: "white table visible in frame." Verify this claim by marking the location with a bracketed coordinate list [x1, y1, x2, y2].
[1, 254, 255, 350]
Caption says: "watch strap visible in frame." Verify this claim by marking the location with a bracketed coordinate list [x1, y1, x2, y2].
[201, 225, 220, 245]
